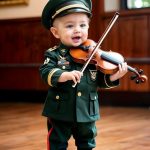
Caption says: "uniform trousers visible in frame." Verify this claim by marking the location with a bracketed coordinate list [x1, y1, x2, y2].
[47, 118, 97, 150]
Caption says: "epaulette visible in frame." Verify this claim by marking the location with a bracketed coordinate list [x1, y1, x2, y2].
[48, 46, 58, 51]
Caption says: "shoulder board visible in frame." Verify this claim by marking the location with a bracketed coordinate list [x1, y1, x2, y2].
[48, 46, 58, 52]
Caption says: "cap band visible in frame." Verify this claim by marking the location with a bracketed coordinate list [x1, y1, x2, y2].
[52, 4, 90, 19]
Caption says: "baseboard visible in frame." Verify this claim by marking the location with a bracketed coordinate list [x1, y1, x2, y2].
[0, 90, 149, 107]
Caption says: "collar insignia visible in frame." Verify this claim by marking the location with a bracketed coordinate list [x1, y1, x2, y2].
[48, 46, 58, 51]
[60, 48, 67, 56]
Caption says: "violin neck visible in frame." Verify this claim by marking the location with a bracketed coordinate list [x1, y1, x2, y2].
[127, 65, 138, 74]
[101, 52, 139, 75]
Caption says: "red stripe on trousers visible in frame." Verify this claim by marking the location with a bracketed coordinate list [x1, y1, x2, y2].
[47, 127, 53, 150]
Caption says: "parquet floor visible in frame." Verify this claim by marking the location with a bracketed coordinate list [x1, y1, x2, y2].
[0, 102, 150, 150]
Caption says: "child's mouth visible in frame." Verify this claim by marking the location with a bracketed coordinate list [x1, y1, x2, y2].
[72, 36, 81, 43]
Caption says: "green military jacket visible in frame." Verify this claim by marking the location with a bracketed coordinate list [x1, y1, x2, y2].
[39, 43, 119, 122]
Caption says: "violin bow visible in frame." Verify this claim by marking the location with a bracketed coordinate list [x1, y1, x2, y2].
[72, 12, 120, 87]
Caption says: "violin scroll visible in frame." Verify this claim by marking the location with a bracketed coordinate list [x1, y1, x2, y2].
[130, 68, 148, 84]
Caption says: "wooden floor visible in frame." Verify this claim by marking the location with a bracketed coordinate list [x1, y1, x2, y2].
[0, 103, 150, 150]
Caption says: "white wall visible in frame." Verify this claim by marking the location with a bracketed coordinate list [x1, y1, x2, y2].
[0, 0, 47, 19]
[104, 0, 120, 12]
[0, 0, 120, 20]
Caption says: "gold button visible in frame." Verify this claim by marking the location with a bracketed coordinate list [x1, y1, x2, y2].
[77, 92, 82, 97]
[62, 66, 66, 69]
[56, 95, 60, 100]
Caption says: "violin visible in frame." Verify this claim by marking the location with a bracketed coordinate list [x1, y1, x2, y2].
[70, 39, 148, 84]
[70, 12, 147, 87]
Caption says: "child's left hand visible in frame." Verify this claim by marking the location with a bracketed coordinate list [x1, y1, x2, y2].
[110, 62, 128, 81]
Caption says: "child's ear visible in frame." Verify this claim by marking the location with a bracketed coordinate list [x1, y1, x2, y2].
[50, 27, 60, 39]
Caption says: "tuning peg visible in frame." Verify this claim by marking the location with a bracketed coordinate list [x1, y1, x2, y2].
[141, 79, 145, 83]
[135, 79, 140, 84]
[130, 75, 137, 80]
[138, 69, 143, 74]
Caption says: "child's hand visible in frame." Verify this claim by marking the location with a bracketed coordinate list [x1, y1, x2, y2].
[58, 70, 83, 84]
[110, 62, 128, 81]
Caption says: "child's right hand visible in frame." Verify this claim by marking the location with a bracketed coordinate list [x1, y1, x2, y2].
[58, 70, 83, 84]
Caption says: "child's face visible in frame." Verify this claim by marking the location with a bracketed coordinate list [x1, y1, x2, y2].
[50, 13, 90, 47]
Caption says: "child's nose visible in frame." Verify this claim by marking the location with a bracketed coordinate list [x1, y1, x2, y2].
[74, 26, 81, 33]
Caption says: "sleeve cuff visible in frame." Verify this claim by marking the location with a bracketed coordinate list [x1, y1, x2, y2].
[104, 74, 119, 89]
[47, 69, 65, 87]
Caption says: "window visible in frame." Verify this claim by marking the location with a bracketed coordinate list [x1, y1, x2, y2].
[121, 0, 150, 9]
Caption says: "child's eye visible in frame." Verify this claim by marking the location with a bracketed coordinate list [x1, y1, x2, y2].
[80, 24, 87, 28]
[66, 24, 73, 28]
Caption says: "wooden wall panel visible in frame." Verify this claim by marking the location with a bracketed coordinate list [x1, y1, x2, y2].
[102, 15, 149, 57]
[0, 18, 57, 64]
[0, 18, 53, 90]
